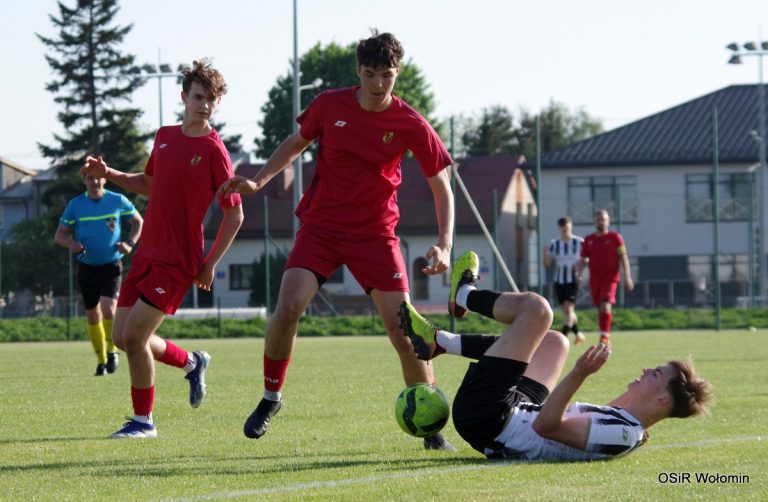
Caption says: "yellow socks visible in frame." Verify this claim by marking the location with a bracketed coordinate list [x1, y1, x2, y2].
[87, 322, 107, 364]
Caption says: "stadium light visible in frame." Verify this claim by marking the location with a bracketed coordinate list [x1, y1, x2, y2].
[727, 36, 768, 299]
[291, 0, 324, 239]
[137, 50, 183, 128]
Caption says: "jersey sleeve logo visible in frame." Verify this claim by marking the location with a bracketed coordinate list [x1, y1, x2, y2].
[190, 155, 202, 166]
[382, 131, 395, 144]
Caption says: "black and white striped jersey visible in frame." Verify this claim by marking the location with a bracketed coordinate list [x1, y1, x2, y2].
[487, 401, 647, 461]
[548, 236, 584, 284]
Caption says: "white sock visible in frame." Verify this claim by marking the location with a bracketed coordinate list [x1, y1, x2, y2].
[132, 413, 153, 425]
[183, 353, 196, 373]
[436, 330, 462, 355]
[264, 390, 282, 402]
[455, 284, 476, 310]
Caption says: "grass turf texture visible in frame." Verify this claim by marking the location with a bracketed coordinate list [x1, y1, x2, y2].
[1, 331, 766, 501]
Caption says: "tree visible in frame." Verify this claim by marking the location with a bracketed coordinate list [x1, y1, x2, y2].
[255, 41, 437, 159]
[13, 0, 151, 296]
[460, 105, 518, 157]
[516, 100, 603, 160]
[37, 0, 151, 194]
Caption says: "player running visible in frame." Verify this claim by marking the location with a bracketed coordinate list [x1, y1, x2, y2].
[82, 59, 243, 438]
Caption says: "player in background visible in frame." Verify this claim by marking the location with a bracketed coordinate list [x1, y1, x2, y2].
[576, 209, 634, 345]
[399, 251, 712, 461]
[55, 172, 143, 376]
[542, 216, 585, 346]
[81, 59, 243, 438]
[218, 30, 456, 450]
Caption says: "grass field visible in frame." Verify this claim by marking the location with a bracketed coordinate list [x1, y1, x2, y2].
[1, 330, 766, 501]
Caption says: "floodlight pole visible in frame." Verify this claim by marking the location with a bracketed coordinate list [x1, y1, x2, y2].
[727, 34, 768, 299]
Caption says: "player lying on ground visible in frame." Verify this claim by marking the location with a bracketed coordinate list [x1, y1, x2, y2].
[399, 251, 712, 460]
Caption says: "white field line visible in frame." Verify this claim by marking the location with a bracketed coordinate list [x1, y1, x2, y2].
[158, 435, 763, 502]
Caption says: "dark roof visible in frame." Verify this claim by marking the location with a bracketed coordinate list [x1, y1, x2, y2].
[206, 156, 523, 239]
[533, 85, 768, 168]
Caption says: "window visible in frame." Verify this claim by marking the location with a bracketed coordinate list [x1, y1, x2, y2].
[687, 254, 749, 283]
[229, 264, 253, 291]
[567, 176, 638, 224]
[685, 173, 753, 222]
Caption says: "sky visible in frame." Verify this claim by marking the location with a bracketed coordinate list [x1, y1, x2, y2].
[3, 0, 768, 171]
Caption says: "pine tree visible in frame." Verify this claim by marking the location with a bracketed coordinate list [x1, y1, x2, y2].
[37, 0, 151, 193]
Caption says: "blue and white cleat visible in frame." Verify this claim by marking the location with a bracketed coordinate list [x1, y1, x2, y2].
[109, 418, 157, 439]
[185, 351, 211, 408]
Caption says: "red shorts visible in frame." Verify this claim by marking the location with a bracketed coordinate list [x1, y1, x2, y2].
[287, 226, 409, 293]
[117, 255, 194, 315]
[589, 279, 618, 307]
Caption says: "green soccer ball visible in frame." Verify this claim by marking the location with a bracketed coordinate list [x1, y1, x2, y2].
[395, 383, 450, 438]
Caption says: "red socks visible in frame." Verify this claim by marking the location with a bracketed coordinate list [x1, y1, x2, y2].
[263, 354, 290, 392]
[599, 312, 613, 334]
[131, 386, 154, 416]
[158, 339, 189, 368]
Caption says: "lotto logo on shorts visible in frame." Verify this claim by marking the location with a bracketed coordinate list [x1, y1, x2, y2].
[155, 287, 166, 295]
[393, 272, 404, 279]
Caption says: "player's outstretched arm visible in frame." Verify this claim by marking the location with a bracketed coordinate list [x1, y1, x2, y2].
[218, 132, 313, 198]
[422, 169, 454, 275]
[81, 156, 152, 196]
[194, 204, 244, 291]
[532, 344, 611, 449]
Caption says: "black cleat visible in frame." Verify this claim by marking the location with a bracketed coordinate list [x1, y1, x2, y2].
[106, 352, 119, 374]
[243, 398, 282, 439]
[423, 432, 457, 451]
[95, 363, 107, 376]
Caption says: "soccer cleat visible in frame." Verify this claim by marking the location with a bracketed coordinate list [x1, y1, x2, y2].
[95, 363, 107, 376]
[185, 351, 211, 408]
[449, 251, 479, 318]
[599, 334, 611, 346]
[109, 418, 157, 439]
[106, 352, 119, 374]
[574, 332, 586, 346]
[243, 398, 282, 439]
[423, 432, 457, 451]
[398, 301, 443, 361]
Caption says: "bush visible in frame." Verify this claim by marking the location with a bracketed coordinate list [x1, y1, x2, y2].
[2, 307, 766, 343]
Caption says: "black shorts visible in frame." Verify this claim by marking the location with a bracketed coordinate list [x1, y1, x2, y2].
[452, 356, 549, 454]
[77, 261, 122, 310]
[554, 282, 578, 304]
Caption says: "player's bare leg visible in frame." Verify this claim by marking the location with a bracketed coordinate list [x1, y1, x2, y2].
[372, 289, 456, 451]
[244, 268, 318, 439]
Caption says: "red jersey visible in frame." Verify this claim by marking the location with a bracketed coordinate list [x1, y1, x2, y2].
[295, 87, 452, 235]
[139, 125, 241, 277]
[581, 231, 626, 282]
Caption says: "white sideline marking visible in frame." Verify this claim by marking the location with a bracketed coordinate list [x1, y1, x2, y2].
[158, 435, 762, 502]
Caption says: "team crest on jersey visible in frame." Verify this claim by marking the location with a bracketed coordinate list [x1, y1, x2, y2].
[106, 217, 116, 232]
[382, 131, 395, 144]
[191, 155, 202, 166]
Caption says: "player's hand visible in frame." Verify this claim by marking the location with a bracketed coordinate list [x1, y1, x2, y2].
[422, 244, 450, 275]
[574, 343, 611, 377]
[116, 241, 133, 254]
[81, 155, 108, 178]
[218, 176, 259, 197]
[70, 243, 85, 254]
[625, 277, 635, 291]
[194, 263, 215, 291]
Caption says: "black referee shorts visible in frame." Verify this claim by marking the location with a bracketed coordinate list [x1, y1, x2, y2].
[77, 260, 122, 310]
[452, 356, 549, 454]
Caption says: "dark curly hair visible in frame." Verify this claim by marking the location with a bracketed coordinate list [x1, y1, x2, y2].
[181, 58, 227, 98]
[357, 29, 404, 69]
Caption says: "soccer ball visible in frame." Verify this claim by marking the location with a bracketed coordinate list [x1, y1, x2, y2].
[394, 383, 450, 438]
